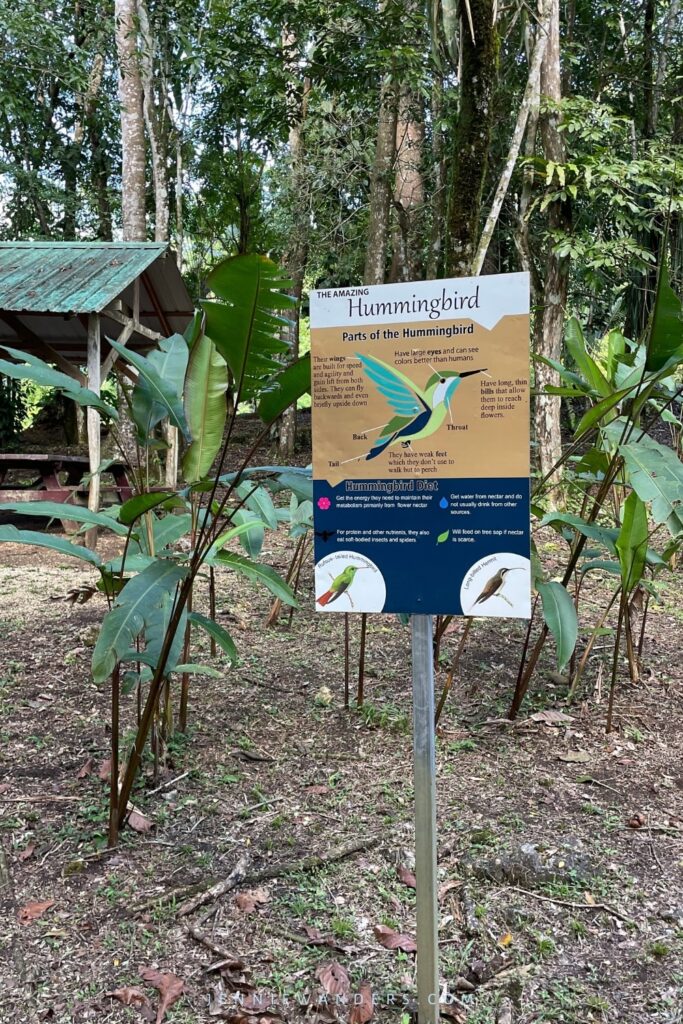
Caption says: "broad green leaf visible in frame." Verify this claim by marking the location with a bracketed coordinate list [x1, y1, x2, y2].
[257, 354, 311, 423]
[130, 333, 189, 443]
[215, 550, 298, 606]
[437, 530, 449, 544]
[182, 334, 228, 482]
[616, 492, 648, 591]
[202, 254, 294, 402]
[537, 580, 578, 672]
[188, 611, 238, 664]
[645, 261, 683, 372]
[143, 592, 187, 674]
[139, 512, 193, 555]
[91, 561, 188, 682]
[230, 508, 265, 557]
[605, 330, 626, 383]
[235, 481, 278, 529]
[579, 559, 621, 577]
[540, 512, 618, 554]
[173, 663, 223, 678]
[620, 435, 683, 537]
[0, 501, 129, 536]
[119, 491, 178, 525]
[107, 337, 190, 440]
[565, 318, 611, 397]
[573, 383, 638, 438]
[0, 525, 101, 565]
[0, 346, 117, 418]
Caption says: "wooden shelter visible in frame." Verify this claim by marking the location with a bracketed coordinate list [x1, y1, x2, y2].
[0, 242, 193, 519]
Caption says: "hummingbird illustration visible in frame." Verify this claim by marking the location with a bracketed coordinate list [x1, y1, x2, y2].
[355, 353, 487, 460]
[473, 567, 522, 606]
[317, 565, 361, 608]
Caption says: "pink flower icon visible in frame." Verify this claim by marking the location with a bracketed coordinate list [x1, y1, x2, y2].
[317, 496, 331, 510]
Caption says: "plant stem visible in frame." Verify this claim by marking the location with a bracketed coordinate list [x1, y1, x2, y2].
[357, 614, 367, 707]
[344, 614, 350, 710]
[435, 618, 472, 725]
[209, 567, 217, 655]
[108, 664, 120, 848]
[568, 585, 620, 701]
[606, 591, 626, 733]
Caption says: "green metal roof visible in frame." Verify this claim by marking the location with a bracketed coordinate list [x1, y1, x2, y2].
[0, 241, 168, 314]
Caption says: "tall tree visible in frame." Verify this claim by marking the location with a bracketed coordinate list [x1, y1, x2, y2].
[444, 0, 499, 276]
[115, 0, 146, 241]
[533, 0, 570, 492]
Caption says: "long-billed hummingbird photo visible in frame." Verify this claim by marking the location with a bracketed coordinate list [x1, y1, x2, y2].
[473, 566, 522, 606]
[355, 353, 487, 460]
[316, 564, 362, 608]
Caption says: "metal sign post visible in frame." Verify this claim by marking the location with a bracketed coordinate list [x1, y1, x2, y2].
[411, 614, 440, 1024]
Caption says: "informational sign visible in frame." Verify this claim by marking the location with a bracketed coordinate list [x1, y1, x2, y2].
[310, 273, 531, 617]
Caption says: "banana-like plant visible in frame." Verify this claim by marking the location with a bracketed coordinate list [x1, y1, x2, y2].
[0, 254, 311, 843]
[509, 259, 683, 721]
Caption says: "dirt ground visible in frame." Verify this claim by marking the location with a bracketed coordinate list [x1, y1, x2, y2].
[0, 444, 682, 1024]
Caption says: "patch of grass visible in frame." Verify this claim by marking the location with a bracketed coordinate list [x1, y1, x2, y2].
[648, 939, 671, 958]
[330, 915, 356, 939]
[535, 934, 557, 959]
[447, 738, 478, 753]
[356, 701, 410, 734]
[569, 917, 588, 938]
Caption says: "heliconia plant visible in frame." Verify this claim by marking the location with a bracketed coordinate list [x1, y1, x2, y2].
[0, 254, 312, 844]
[509, 258, 683, 723]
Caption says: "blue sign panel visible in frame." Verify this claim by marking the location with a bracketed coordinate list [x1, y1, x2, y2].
[310, 274, 531, 617]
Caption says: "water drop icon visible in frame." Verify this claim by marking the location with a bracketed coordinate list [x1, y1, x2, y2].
[439, 497, 448, 509]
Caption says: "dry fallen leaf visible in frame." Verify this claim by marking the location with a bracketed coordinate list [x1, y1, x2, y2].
[396, 865, 417, 889]
[316, 961, 351, 998]
[18, 900, 55, 925]
[0, 783, 9, 795]
[98, 759, 111, 782]
[497, 932, 513, 948]
[557, 750, 591, 764]
[235, 888, 270, 913]
[438, 879, 462, 900]
[128, 808, 153, 833]
[305, 785, 330, 797]
[584, 891, 596, 905]
[140, 967, 184, 1024]
[530, 710, 573, 725]
[627, 812, 646, 829]
[18, 841, 37, 863]
[107, 987, 151, 1009]
[373, 924, 417, 953]
[349, 980, 374, 1024]
[77, 757, 94, 779]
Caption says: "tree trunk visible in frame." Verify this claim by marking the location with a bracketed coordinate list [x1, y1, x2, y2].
[471, 2, 549, 275]
[279, 28, 311, 458]
[389, 86, 425, 283]
[534, 0, 570, 495]
[364, 67, 398, 285]
[115, 0, 146, 241]
[445, 0, 499, 276]
[426, 76, 447, 280]
[138, 0, 170, 241]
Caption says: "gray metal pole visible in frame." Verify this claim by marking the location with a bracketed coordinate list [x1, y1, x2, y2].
[411, 613, 440, 1024]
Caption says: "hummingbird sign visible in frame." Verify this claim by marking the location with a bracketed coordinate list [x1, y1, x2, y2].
[310, 272, 531, 617]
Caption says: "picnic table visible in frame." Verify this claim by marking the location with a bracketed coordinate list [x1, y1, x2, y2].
[0, 453, 133, 505]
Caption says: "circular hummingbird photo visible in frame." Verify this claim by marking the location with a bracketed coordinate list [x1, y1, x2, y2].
[314, 550, 387, 613]
[459, 552, 531, 619]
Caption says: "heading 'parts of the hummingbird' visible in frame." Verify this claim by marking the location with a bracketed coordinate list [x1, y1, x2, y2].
[473, 566, 522, 606]
[316, 564, 361, 607]
[355, 353, 487, 460]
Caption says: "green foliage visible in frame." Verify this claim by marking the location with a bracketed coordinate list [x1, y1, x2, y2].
[182, 334, 229, 482]
[202, 254, 295, 401]
[0, 347, 116, 419]
[537, 581, 578, 672]
[130, 333, 190, 443]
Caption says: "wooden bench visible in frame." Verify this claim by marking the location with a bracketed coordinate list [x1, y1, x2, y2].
[0, 453, 133, 506]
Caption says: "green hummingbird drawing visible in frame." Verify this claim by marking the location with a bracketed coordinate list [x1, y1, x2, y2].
[317, 565, 361, 607]
[355, 353, 487, 460]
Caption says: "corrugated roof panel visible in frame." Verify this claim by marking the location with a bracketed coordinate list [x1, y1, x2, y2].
[0, 242, 168, 313]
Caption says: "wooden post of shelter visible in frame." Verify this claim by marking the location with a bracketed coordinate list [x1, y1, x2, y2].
[85, 312, 101, 550]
